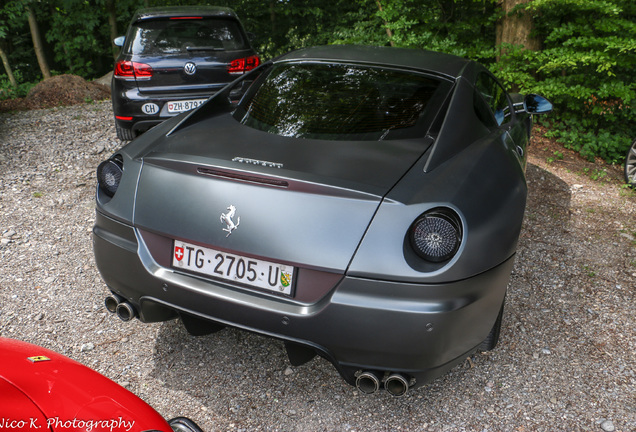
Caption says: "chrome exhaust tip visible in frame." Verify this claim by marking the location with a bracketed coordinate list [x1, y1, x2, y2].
[384, 373, 410, 397]
[115, 301, 137, 322]
[355, 371, 381, 394]
[104, 294, 122, 314]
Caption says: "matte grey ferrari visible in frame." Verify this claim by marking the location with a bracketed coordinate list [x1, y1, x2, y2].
[93, 45, 552, 396]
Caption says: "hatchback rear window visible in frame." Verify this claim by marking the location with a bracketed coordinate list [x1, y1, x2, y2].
[127, 18, 248, 55]
[233, 63, 445, 141]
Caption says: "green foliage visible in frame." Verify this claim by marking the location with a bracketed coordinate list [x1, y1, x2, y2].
[0, 71, 35, 100]
[493, 0, 635, 163]
[0, 0, 37, 82]
[332, 0, 499, 59]
[43, 0, 116, 77]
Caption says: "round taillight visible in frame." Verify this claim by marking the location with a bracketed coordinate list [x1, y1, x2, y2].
[97, 156, 123, 197]
[409, 209, 462, 263]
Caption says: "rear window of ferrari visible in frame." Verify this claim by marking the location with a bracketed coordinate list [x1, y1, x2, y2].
[233, 62, 448, 141]
[126, 18, 248, 55]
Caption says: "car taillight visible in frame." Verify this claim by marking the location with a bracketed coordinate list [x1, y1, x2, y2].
[409, 208, 462, 263]
[228, 55, 260, 74]
[97, 155, 124, 198]
[114, 60, 153, 80]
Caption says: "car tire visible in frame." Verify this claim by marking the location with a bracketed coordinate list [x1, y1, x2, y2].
[116, 124, 135, 141]
[478, 300, 504, 352]
[624, 138, 636, 188]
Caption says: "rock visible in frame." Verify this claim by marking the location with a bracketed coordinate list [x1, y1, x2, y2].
[80, 343, 95, 352]
[600, 420, 615, 432]
[93, 72, 113, 87]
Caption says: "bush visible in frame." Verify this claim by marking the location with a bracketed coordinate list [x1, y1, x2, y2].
[491, 0, 635, 163]
[0, 71, 36, 101]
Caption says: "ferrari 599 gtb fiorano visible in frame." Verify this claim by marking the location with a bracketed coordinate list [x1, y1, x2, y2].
[93, 45, 552, 396]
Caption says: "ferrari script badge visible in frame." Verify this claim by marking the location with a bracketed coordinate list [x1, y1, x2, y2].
[220, 205, 240, 237]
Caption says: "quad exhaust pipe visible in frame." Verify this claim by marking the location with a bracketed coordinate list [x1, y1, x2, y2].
[355, 371, 381, 394]
[104, 294, 137, 322]
[384, 373, 410, 397]
[106, 293, 411, 394]
[355, 371, 412, 396]
[104, 294, 122, 313]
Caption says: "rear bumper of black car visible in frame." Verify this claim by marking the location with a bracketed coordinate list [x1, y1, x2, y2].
[93, 210, 511, 389]
[111, 80, 226, 134]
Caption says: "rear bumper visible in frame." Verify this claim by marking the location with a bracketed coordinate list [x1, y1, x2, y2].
[93, 211, 512, 387]
[111, 81, 223, 134]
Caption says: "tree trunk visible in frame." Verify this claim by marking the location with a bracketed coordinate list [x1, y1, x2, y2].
[105, 0, 119, 61]
[496, 0, 540, 53]
[269, 0, 276, 40]
[27, 5, 51, 80]
[375, 0, 395, 47]
[0, 43, 17, 87]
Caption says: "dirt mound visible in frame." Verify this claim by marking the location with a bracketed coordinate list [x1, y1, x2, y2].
[0, 74, 110, 112]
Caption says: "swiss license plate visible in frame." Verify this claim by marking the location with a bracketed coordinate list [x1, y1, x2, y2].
[167, 99, 207, 114]
[172, 241, 294, 295]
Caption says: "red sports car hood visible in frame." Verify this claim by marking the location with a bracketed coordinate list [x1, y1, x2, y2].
[0, 376, 48, 431]
[0, 338, 171, 432]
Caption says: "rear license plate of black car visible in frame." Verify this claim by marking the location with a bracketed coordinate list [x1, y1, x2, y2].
[166, 99, 207, 113]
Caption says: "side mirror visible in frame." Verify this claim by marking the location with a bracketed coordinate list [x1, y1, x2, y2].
[113, 36, 125, 47]
[524, 94, 553, 114]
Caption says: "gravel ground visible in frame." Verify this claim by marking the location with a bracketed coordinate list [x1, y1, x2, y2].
[0, 101, 634, 432]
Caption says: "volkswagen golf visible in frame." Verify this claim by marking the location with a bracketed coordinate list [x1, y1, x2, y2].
[111, 6, 259, 140]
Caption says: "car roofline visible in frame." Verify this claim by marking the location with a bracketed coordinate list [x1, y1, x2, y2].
[274, 45, 473, 80]
[272, 58, 458, 82]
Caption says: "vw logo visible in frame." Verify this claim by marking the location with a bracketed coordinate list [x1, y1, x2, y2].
[184, 62, 197, 75]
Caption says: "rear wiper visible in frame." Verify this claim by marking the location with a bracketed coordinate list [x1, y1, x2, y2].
[186, 46, 224, 51]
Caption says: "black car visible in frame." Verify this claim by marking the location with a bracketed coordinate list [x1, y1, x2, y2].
[111, 6, 259, 140]
[95, 45, 552, 396]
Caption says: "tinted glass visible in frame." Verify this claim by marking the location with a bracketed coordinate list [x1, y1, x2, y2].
[475, 73, 511, 126]
[473, 89, 497, 128]
[233, 63, 443, 140]
[127, 18, 247, 55]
